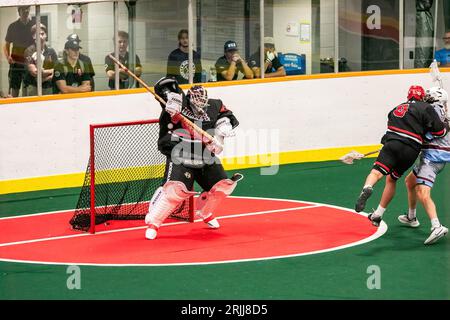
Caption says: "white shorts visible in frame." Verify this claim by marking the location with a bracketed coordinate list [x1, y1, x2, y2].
[413, 157, 446, 188]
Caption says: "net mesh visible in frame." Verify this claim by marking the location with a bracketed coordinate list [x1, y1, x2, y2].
[70, 120, 192, 232]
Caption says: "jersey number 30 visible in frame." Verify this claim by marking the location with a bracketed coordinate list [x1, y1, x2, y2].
[393, 104, 409, 118]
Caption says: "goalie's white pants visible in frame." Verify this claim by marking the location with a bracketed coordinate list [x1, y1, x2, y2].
[195, 177, 240, 227]
[145, 181, 195, 231]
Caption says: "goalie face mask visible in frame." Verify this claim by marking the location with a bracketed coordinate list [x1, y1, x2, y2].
[187, 85, 209, 115]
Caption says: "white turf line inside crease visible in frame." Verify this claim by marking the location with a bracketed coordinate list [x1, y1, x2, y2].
[0, 204, 320, 247]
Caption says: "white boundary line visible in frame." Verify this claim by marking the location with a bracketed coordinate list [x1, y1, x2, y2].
[0, 196, 388, 266]
[0, 204, 318, 247]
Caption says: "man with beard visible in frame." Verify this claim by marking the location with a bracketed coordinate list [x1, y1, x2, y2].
[435, 31, 450, 67]
[166, 29, 202, 84]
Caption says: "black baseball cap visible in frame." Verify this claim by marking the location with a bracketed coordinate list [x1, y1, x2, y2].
[224, 40, 238, 52]
[65, 39, 82, 50]
[67, 33, 81, 42]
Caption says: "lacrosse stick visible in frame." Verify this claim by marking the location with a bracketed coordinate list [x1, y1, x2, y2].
[340, 149, 380, 165]
[430, 60, 444, 89]
[107, 54, 215, 144]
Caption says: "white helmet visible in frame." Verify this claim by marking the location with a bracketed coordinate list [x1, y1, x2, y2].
[425, 87, 448, 105]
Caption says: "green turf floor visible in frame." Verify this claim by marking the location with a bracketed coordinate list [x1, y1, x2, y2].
[0, 159, 449, 299]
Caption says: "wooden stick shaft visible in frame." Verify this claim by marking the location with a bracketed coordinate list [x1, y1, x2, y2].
[364, 149, 381, 157]
[108, 54, 214, 143]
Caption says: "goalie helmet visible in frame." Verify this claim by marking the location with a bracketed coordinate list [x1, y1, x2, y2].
[154, 77, 183, 101]
[425, 87, 448, 105]
[187, 85, 209, 115]
[407, 85, 426, 101]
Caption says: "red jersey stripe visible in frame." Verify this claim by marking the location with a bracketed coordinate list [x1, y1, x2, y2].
[387, 126, 423, 142]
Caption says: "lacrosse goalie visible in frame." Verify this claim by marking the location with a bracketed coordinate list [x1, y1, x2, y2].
[144, 77, 243, 240]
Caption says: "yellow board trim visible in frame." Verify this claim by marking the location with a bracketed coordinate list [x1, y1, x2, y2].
[0, 144, 381, 195]
[1, 67, 449, 105]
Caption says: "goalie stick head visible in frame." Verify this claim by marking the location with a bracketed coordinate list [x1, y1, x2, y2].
[407, 85, 426, 101]
[187, 85, 209, 115]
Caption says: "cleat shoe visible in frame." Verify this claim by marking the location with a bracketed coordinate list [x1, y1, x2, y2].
[145, 225, 158, 240]
[398, 214, 420, 228]
[424, 225, 448, 245]
[368, 213, 382, 227]
[203, 214, 220, 229]
[355, 186, 373, 212]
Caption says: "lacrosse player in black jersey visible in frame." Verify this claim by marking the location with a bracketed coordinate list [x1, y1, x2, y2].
[144, 77, 243, 240]
[355, 85, 448, 227]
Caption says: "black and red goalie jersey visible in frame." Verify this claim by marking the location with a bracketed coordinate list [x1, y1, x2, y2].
[154, 77, 239, 162]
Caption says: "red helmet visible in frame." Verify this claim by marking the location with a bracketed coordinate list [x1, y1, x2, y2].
[407, 85, 425, 101]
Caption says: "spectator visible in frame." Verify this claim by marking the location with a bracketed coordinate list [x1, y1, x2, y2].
[435, 31, 450, 67]
[166, 29, 202, 84]
[23, 24, 58, 96]
[53, 39, 92, 94]
[249, 37, 286, 78]
[66, 34, 96, 90]
[2, 6, 34, 97]
[215, 40, 253, 81]
[104, 31, 142, 90]
[0, 90, 12, 98]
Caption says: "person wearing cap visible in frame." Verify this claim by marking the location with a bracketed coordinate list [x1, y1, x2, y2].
[66, 33, 96, 90]
[104, 30, 142, 90]
[249, 37, 286, 78]
[23, 24, 58, 96]
[215, 40, 253, 82]
[435, 31, 450, 67]
[166, 29, 202, 84]
[2, 6, 34, 97]
[52, 39, 92, 94]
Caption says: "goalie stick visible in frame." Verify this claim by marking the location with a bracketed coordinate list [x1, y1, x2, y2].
[108, 54, 215, 144]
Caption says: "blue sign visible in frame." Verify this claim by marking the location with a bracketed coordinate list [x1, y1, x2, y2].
[278, 53, 306, 75]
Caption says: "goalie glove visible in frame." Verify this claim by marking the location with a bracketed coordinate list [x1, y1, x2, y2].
[215, 117, 235, 138]
[165, 92, 182, 117]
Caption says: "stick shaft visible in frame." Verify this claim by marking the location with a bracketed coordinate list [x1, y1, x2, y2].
[364, 149, 381, 157]
[107, 54, 214, 143]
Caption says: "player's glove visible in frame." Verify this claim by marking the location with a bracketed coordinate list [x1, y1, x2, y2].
[165, 92, 182, 117]
[215, 117, 235, 137]
[205, 137, 223, 155]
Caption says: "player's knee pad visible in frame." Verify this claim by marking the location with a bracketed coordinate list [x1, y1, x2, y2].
[196, 174, 243, 219]
[146, 181, 196, 227]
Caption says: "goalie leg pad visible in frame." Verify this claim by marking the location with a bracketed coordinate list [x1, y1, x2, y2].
[196, 174, 243, 220]
[145, 181, 197, 228]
